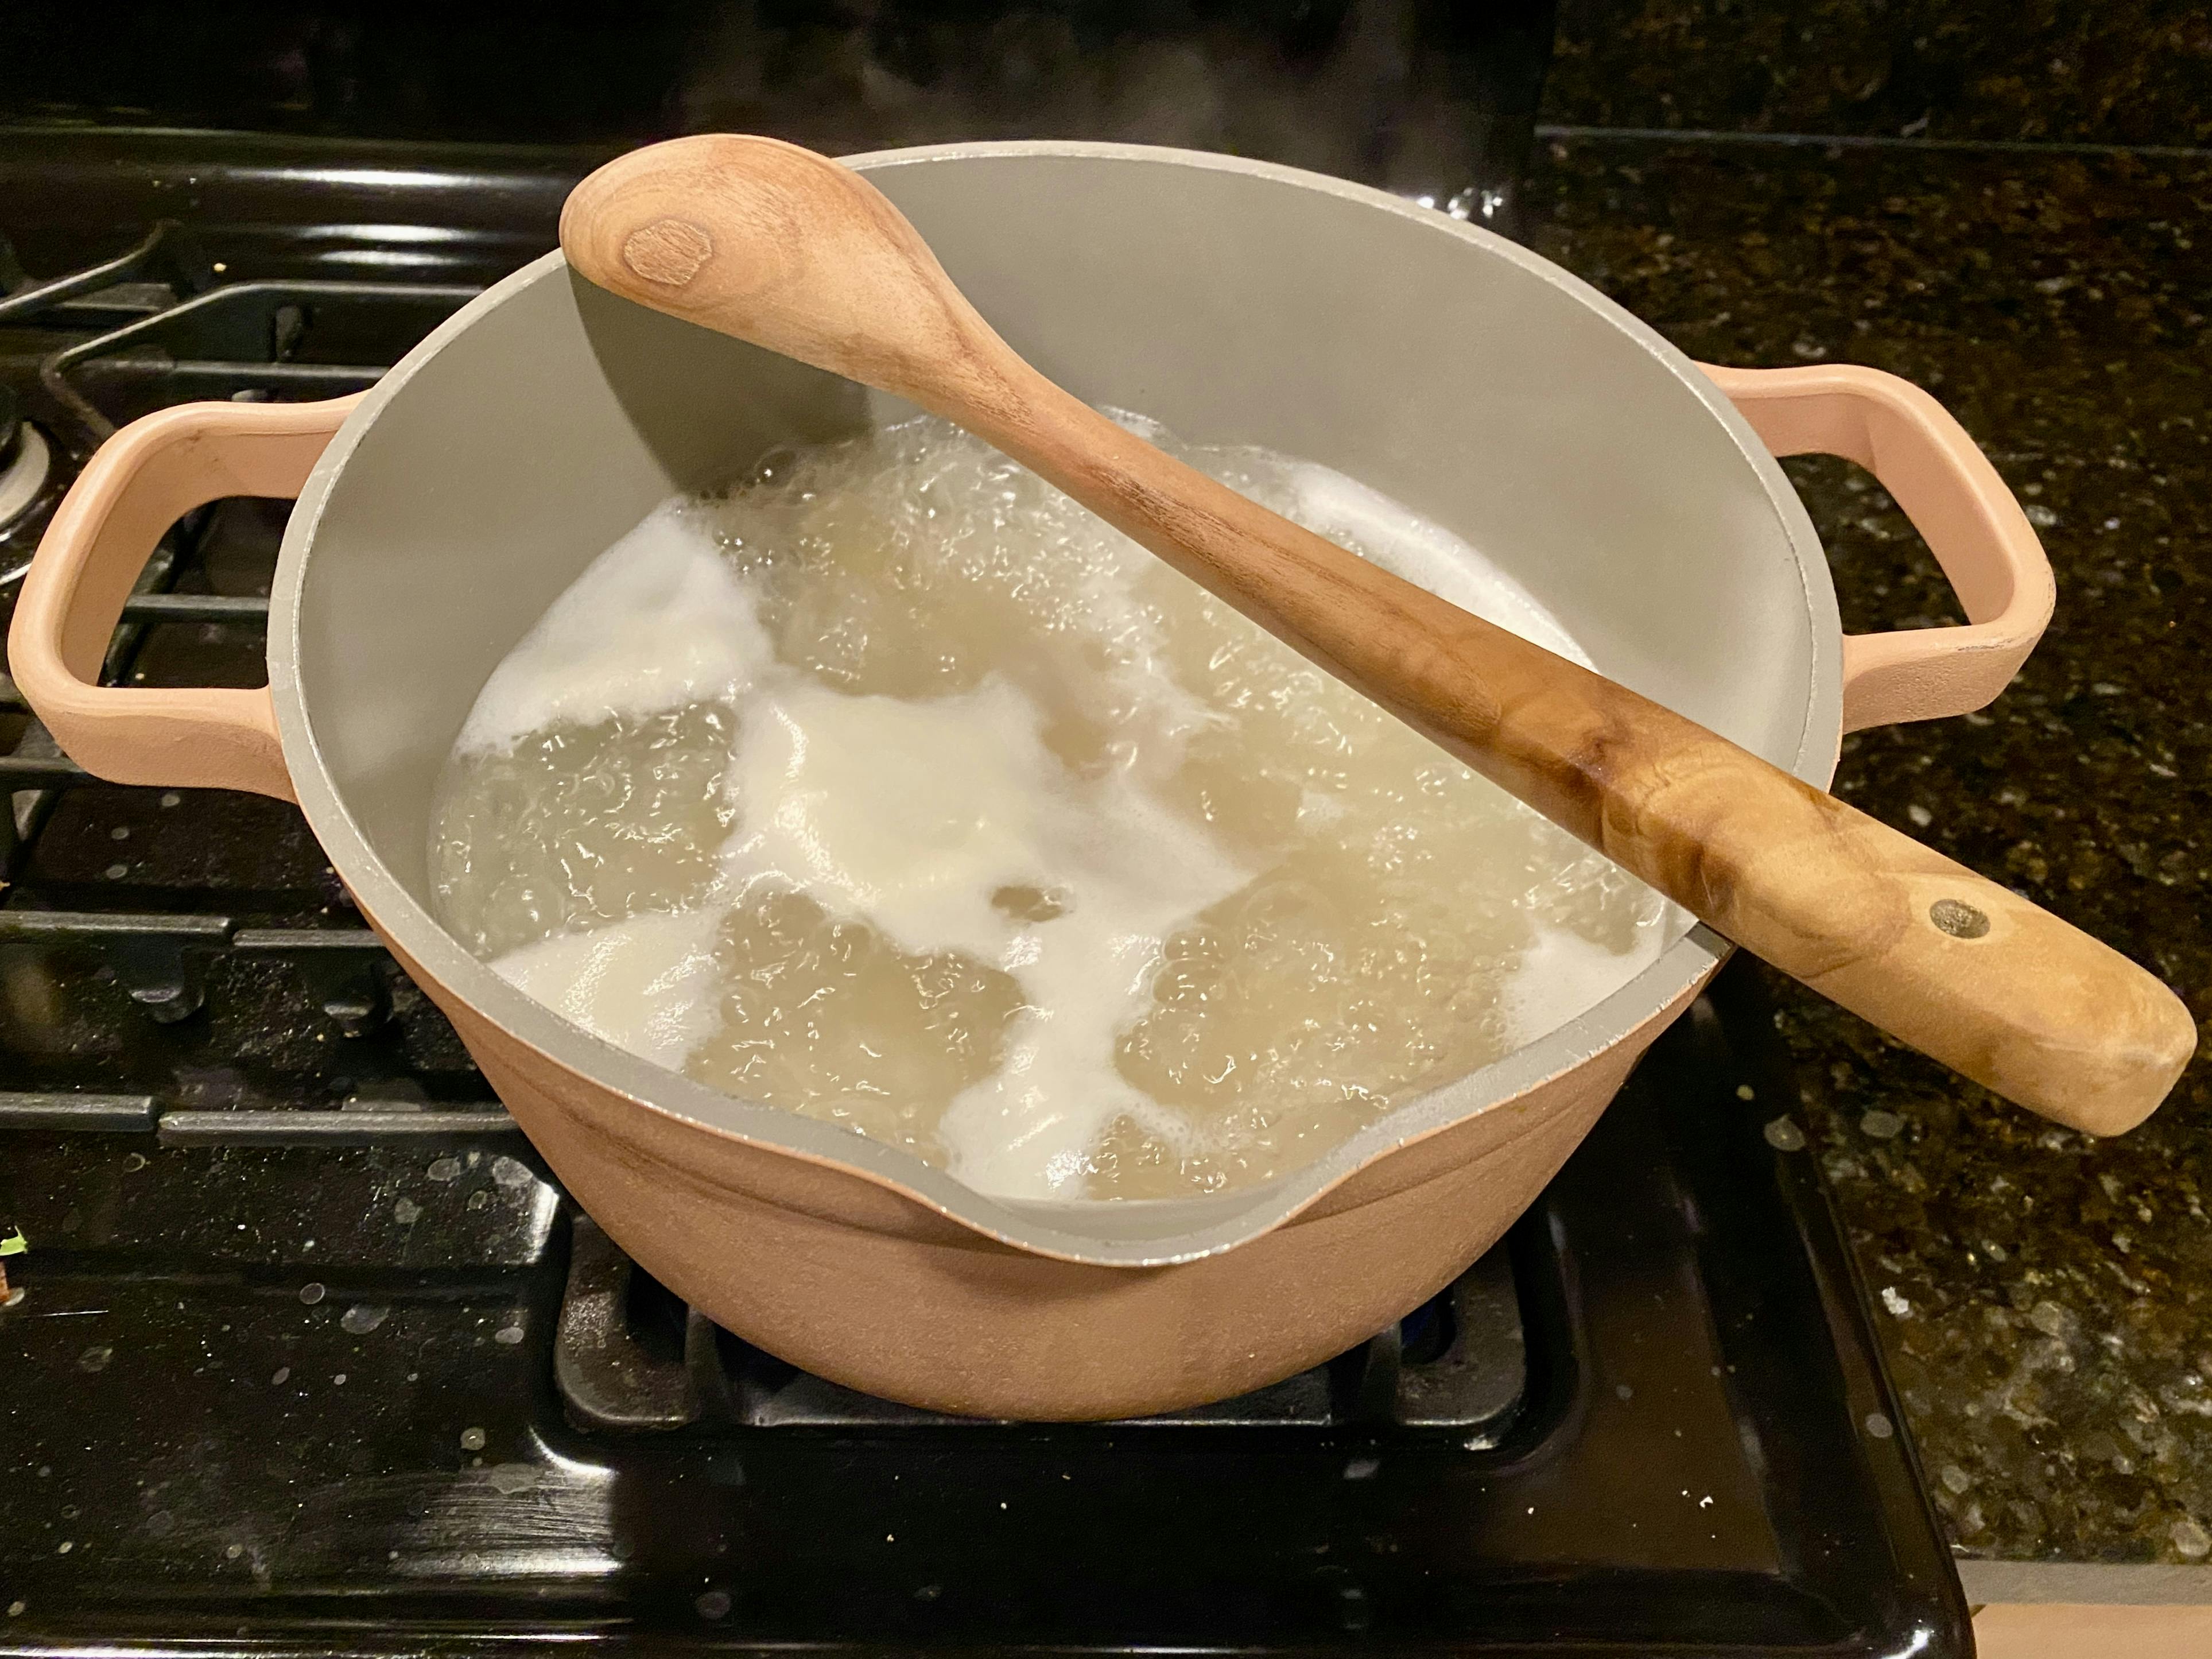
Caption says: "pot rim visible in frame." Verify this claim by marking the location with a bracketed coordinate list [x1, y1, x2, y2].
[268, 139, 1837, 1268]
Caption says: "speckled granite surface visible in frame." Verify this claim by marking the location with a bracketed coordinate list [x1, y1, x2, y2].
[1527, 133, 2212, 1568]
[1546, 0, 2212, 146]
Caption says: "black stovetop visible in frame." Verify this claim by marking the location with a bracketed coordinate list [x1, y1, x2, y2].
[1, 100, 1965, 1657]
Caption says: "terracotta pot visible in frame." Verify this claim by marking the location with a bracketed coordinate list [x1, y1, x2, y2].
[9, 142, 2052, 1420]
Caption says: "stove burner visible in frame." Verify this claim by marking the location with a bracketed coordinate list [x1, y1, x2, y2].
[555, 1215, 1527, 1435]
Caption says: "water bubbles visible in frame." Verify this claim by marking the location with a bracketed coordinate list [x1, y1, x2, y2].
[459, 1427, 487, 1451]
[339, 1304, 389, 1335]
[298, 1282, 326, 1306]
[430, 415, 1663, 1200]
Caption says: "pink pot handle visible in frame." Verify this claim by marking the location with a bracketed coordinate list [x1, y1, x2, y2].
[7, 396, 361, 802]
[1699, 362, 2056, 733]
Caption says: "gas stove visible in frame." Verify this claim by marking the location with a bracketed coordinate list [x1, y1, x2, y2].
[1, 110, 1965, 1657]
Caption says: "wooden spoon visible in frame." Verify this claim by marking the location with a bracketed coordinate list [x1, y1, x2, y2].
[561, 134, 2197, 1136]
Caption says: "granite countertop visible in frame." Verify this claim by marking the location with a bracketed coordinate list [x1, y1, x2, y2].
[1526, 132, 2212, 1577]
[1543, 0, 2212, 148]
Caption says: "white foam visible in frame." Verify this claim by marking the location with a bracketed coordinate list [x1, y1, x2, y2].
[722, 679, 1057, 961]
[1289, 463, 1592, 667]
[1501, 923, 1664, 1048]
[721, 675, 1249, 1200]
[458, 503, 773, 753]
[492, 908, 725, 1069]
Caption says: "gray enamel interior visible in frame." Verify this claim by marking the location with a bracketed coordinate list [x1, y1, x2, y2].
[271, 142, 1838, 1266]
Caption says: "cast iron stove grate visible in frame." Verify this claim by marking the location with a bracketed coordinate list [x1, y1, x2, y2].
[0, 184, 1967, 1657]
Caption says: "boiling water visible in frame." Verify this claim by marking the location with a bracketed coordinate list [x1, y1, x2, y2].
[430, 415, 1668, 1201]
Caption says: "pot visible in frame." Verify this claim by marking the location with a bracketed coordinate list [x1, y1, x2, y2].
[11, 142, 2052, 1420]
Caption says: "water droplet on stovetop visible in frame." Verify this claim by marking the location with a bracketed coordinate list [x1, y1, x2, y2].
[1762, 1117, 1806, 1152]
[298, 1282, 325, 1306]
[339, 1304, 388, 1335]
[76, 1344, 112, 1373]
[459, 1427, 487, 1451]
[426, 1156, 463, 1183]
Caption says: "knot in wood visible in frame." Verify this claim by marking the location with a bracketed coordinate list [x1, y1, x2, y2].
[622, 218, 715, 286]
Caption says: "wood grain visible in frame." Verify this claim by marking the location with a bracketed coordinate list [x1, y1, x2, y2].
[561, 134, 2198, 1135]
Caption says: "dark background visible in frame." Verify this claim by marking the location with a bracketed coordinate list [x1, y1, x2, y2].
[2, 2, 2209, 150]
